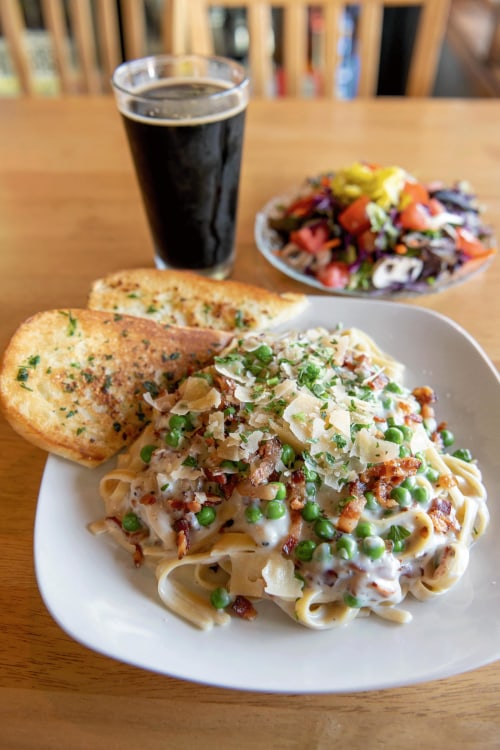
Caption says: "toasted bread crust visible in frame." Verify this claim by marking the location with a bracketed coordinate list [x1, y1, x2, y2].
[0, 309, 232, 467]
[88, 269, 309, 331]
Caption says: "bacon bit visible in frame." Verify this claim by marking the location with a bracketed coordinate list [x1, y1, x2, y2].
[186, 499, 202, 513]
[406, 412, 423, 424]
[437, 473, 457, 490]
[361, 456, 421, 485]
[348, 478, 367, 499]
[133, 544, 144, 567]
[373, 415, 386, 423]
[395, 243, 408, 255]
[421, 403, 435, 420]
[432, 545, 456, 579]
[204, 468, 227, 484]
[398, 400, 412, 414]
[368, 373, 390, 391]
[221, 475, 239, 500]
[167, 498, 186, 511]
[288, 468, 306, 510]
[281, 509, 304, 555]
[230, 595, 258, 620]
[249, 437, 282, 486]
[369, 580, 394, 596]
[140, 493, 157, 505]
[373, 480, 398, 508]
[214, 374, 236, 398]
[412, 386, 436, 406]
[428, 498, 457, 534]
[432, 497, 452, 515]
[205, 494, 224, 506]
[174, 518, 190, 558]
[336, 496, 366, 533]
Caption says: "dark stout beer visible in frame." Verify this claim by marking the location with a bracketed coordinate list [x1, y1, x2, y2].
[119, 79, 247, 276]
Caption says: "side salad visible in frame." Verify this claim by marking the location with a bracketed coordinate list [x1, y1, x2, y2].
[263, 162, 496, 294]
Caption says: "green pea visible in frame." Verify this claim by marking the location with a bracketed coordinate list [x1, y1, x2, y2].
[425, 466, 440, 483]
[453, 448, 472, 463]
[304, 466, 319, 482]
[249, 362, 264, 377]
[281, 444, 295, 467]
[415, 452, 427, 474]
[313, 542, 333, 563]
[305, 481, 317, 497]
[255, 344, 274, 364]
[270, 482, 287, 500]
[390, 486, 412, 508]
[210, 587, 231, 610]
[165, 428, 181, 447]
[140, 444, 156, 463]
[169, 413, 193, 431]
[384, 426, 404, 444]
[362, 535, 386, 560]
[385, 381, 403, 394]
[314, 518, 335, 540]
[245, 504, 263, 524]
[440, 429, 455, 447]
[196, 506, 216, 526]
[122, 512, 141, 532]
[356, 521, 375, 538]
[412, 485, 430, 504]
[343, 592, 363, 608]
[301, 501, 321, 522]
[266, 500, 286, 520]
[364, 491, 378, 510]
[336, 534, 357, 560]
[401, 475, 416, 490]
[400, 424, 414, 441]
[399, 445, 411, 458]
[295, 539, 317, 562]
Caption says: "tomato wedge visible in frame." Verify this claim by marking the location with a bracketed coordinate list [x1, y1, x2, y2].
[455, 227, 495, 259]
[357, 229, 377, 253]
[401, 181, 429, 206]
[290, 223, 330, 254]
[317, 261, 350, 289]
[399, 202, 432, 231]
[338, 196, 371, 235]
[285, 195, 316, 217]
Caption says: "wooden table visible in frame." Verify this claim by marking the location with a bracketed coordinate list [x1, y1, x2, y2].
[1, 97, 499, 749]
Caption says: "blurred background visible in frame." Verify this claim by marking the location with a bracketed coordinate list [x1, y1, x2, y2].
[0, 0, 498, 98]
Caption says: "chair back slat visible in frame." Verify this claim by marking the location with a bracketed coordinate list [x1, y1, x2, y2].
[357, 1, 384, 97]
[1, 0, 35, 94]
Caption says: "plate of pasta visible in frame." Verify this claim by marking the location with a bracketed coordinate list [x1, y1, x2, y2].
[34, 296, 500, 693]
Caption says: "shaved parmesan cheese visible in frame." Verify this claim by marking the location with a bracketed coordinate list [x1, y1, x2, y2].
[171, 376, 221, 414]
[353, 428, 400, 464]
[327, 407, 351, 437]
[263, 555, 303, 600]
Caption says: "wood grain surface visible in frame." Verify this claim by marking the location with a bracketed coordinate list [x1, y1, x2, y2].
[0, 96, 498, 750]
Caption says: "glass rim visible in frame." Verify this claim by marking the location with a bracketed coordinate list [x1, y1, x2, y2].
[111, 53, 250, 101]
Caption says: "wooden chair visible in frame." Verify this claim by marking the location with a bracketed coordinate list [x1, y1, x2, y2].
[162, 0, 452, 97]
[0, 0, 121, 94]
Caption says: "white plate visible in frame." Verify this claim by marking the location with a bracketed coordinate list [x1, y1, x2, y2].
[255, 191, 495, 298]
[34, 297, 500, 693]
